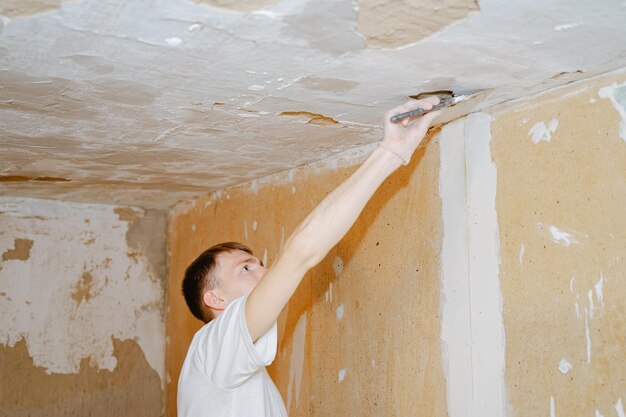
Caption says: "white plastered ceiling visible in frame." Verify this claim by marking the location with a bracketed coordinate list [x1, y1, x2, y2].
[1, 0, 625, 209]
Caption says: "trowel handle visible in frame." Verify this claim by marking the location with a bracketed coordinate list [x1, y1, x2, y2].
[390, 97, 455, 123]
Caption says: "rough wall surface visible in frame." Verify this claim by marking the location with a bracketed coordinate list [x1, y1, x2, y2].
[491, 71, 626, 416]
[0, 197, 167, 416]
[167, 136, 447, 416]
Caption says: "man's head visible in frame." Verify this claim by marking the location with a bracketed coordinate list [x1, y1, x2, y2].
[182, 242, 267, 323]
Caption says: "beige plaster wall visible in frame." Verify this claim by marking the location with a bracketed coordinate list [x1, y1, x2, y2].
[0, 197, 167, 417]
[491, 72, 626, 416]
[167, 133, 448, 416]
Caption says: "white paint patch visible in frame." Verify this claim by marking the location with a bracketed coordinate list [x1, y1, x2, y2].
[596, 410, 605, 417]
[439, 118, 473, 415]
[616, 398, 625, 417]
[584, 307, 591, 363]
[554, 22, 580, 31]
[548, 225, 579, 246]
[0, 197, 165, 383]
[588, 289, 595, 319]
[464, 113, 507, 416]
[332, 256, 344, 276]
[248, 84, 265, 92]
[599, 81, 626, 143]
[558, 358, 572, 374]
[569, 276, 575, 292]
[291, 185, 297, 194]
[262, 249, 268, 268]
[252, 220, 258, 231]
[594, 273, 604, 309]
[165, 37, 182, 46]
[191, 223, 196, 232]
[551, 396, 556, 417]
[519, 243, 525, 265]
[286, 313, 307, 411]
[338, 368, 347, 382]
[589, 97, 597, 103]
[529, 119, 559, 143]
[336, 304, 344, 320]
[575, 301, 580, 318]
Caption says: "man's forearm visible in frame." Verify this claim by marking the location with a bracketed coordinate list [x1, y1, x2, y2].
[289, 146, 402, 268]
[245, 147, 402, 341]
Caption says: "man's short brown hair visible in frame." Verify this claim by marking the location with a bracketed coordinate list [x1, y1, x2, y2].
[182, 242, 253, 323]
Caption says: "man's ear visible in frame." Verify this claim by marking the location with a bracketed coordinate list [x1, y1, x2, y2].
[202, 290, 225, 311]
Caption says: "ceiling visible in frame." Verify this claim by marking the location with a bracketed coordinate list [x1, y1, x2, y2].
[1, 0, 625, 209]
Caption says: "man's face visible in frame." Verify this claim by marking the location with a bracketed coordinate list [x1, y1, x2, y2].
[212, 249, 267, 305]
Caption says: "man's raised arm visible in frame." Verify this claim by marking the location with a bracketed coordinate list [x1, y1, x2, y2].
[245, 97, 441, 341]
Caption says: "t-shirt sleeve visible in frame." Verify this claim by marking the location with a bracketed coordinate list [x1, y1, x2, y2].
[193, 295, 278, 389]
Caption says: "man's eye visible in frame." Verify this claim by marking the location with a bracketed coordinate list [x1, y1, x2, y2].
[243, 265, 249, 271]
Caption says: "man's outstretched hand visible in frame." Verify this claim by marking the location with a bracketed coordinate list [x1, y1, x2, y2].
[380, 96, 441, 165]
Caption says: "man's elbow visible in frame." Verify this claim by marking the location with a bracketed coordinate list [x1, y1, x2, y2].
[283, 234, 325, 270]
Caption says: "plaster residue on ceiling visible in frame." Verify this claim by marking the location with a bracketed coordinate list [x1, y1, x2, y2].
[356, 0, 479, 48]
[1, 0, 626, 209]
[0, 0, 82, 17]
[190, 0, 279, 13]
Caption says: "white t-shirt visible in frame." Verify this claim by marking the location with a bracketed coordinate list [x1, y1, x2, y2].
[178, 295, 288, 417]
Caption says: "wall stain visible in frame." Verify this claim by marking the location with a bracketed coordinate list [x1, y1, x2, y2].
[0, 338, 164, 417]
[2, 239, 34, 261]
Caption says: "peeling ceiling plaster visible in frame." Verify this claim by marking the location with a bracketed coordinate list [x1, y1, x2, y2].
[1, 0, 626, 209]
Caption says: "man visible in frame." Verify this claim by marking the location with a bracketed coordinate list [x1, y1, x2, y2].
[178, 97, 441, 417]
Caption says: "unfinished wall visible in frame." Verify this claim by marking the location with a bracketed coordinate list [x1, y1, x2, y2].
[167, 133, 448, 416]
[0, 197, 167, 416]
[490, 72, 626, 416]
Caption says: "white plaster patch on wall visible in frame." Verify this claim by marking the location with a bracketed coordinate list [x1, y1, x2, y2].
[338, 368, 347, 383]
[550, 396, 556, 417]
[529, 119, 559, 143]
[252, 219, 258, 231]
[558, 358, 572, 374]
[538, 223, 587, 246]
[286, 312, 307, 411]
[594, 273, 604, 309]
[598, 81, 626, 143]
[464, 112, 507, 417]
[0, 197, 165, 383]
[519, 242, 525, 265]
[616, 398, 625, 417]
[336, 304, 344, 320]
[262, 248, 268, 268]
[438, 118, 473, 416]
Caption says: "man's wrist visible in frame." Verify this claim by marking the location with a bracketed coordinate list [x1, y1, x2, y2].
[378, 142, 410, 165]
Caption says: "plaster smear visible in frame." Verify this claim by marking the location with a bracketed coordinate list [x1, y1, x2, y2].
[0, 197, 165, 383]
[356, 0, 479, 48]
[598, 81, 626, 143]
[464, 113, 507, 416]
[529, 119, 559, 143]
[189, 0, 279, 12]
